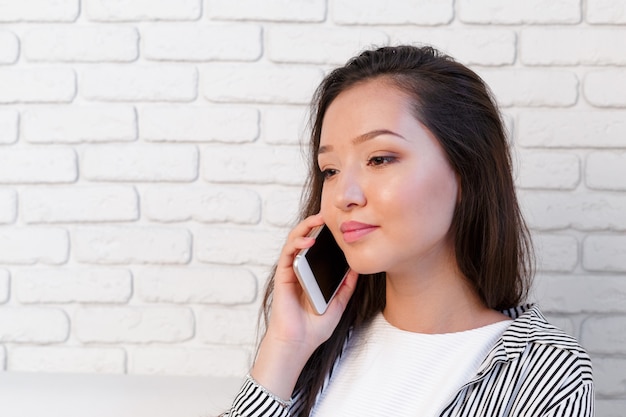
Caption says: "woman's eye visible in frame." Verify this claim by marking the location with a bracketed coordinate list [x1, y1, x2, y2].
[367, 156, 397, 167]
[321, 168, 338, 180]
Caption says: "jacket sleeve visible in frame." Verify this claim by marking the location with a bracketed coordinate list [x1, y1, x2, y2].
[220, 377, 292, 417]
[541, 382, 594, 417]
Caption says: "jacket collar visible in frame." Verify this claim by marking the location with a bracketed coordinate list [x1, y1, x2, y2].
[471, 304, 539, 380]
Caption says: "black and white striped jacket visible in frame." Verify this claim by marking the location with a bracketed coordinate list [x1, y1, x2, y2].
[228, 305, 594, 416]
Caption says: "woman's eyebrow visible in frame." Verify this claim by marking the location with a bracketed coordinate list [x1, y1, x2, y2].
[319, 129, 406, 154]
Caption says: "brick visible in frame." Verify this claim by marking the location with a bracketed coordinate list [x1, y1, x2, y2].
[142, 185, 261, 224]
[262, 106, 308, 145]
[593, 357, 626, 394]
[82, 144, 197, 182]
[134, 266, 257, 304]
[458, 0, 581, 24]
[534, 274, 626, 313]
[197, 306, 257, 345]
[143, 24, 261, 61]
[0, 307, 68, 343]
[85, 0, 200, 21]
[23, 26, 138, 62]
[0, 188, 17, 224]
[139, 105, 258, 143]
[521, 28, 626, 66]
[208, 0, 325, 22]
[0, 148, 77, 184]
[0, 30, 19, 64]
[268, 26, 388, 64]
[0, 269, 9, 304]
[0, 228, 68, 265]
[74, 226, 191, 265]
[588, 0, 626, 24]
[584, 235, 626, 271]
[597, 399, 626, 417]
[24, 105, 136, 143]
[9, 346, 126, 373]
[387, 28, 516, 66]
[14, 268, 132, 303]
[263, 187, 301, 227]
[581, 315, 626, 353]
[334, 0, 453, 25]
[520, 190, 626, 231]
[81, 66, 196, 102]
[0, 109, 18, 144]
[0, 0, 79, 22]
[0, 68, 76, 103]
[518, 110, 626, 148]
[516, 151, 579, 190]
[75, 306, 194, 343]
[202, 65, 322, 104]
[202, 145, 306, 186]
[196, 227, 283, 266]
[21, 185, 138, 223]
[129, 346, 249, 377]
[477, 69, 578, 107]
[586, 152, 626, 191]
[584, 69, 626, 107]
[532, 234, 578, 272]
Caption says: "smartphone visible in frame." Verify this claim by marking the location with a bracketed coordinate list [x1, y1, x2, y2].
[293, 225, 350, 315]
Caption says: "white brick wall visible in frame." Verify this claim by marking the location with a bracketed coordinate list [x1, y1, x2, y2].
[139, 105, 259, 143]
[80, 65, 197, 102]
[134, 266, 257, 304]
[15, 268, 132, 303]
[521, 28, 626, 65]
[0, 0, 79, 22]
[0, 2, 625, 413]
[23, 106, 137, 143]
[73, 227, 191, 264]
[8, 346, 126, 374]
[23, 26, 139, 62]
[0, 31, 19, 64]
[458, 0, 581, 24]
[0, 109, 19, 144]
[0, 68, 76, 103]
[0, 269, 9, 304]
[142, 24, 262, 62]
[84, 0, 201, 22]
[0, 308, 69, 343]
[75, 307, 194, 343]
[81, 144, 198, 182]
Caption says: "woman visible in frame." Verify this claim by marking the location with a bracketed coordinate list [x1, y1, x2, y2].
[224, 45, 593, 416]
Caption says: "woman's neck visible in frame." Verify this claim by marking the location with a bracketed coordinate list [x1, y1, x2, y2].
[382, 265, 509, 334]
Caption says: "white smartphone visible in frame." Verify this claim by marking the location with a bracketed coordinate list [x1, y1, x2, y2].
[293, 225, 350, 315]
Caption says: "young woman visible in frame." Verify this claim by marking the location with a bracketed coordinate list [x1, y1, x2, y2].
[223, 45, 594, 417]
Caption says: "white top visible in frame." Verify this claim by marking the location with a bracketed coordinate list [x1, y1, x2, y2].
[311, 313, 511, 417]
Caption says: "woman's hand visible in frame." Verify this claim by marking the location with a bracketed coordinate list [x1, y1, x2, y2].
[250, 214, 359, 401]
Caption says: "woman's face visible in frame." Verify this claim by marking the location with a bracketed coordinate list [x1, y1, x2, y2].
[318, 78, 460, 277]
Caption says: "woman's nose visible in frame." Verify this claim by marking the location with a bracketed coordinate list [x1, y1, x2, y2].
[334, 171, 366, 210]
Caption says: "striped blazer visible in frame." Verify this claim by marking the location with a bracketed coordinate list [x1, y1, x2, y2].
[226, 305, 594, 416]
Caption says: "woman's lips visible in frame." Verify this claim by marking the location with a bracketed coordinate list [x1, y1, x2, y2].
[340, 221, 378, 243]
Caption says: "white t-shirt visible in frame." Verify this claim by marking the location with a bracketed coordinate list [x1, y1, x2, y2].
[311, 313, 511, 417]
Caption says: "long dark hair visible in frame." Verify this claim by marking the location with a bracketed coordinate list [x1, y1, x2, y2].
[260, 45, 533, 416]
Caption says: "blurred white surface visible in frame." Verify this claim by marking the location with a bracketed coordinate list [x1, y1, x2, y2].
[0, 372, 241, 417]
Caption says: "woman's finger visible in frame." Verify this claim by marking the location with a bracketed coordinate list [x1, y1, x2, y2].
[276, 214, 324, 271]
[326, 269, 359, 317]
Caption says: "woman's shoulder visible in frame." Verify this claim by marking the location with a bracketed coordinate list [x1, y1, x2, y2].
[501, 304, 593, 381]
[505, 305, 586, 348]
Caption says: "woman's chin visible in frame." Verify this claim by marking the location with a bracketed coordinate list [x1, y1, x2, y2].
[348, 262, 385, 276]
